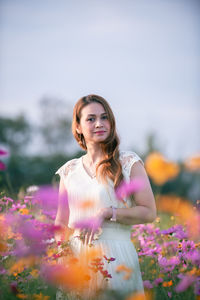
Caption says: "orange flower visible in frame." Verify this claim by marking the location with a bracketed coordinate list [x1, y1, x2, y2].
[115, 264, 133, 280]
[30, 269, 39, 278]
[145, 152, 179, 185]
[44, 246, 103, 293]
[10, 256, 38, 275]
[19, 208, 29, 215]
[162, 280, 173, 287]
[125, 290, 153, 300]
[79, 200, 95, 209]
[16, 294, 28, 299]
[0, 215, 8, 252]
[33, 293, 50, 300]
[184, 154, 200, 171]
[157, 195, 200, 239]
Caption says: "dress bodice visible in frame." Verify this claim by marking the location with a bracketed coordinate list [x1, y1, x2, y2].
[55, 151, 143, 228]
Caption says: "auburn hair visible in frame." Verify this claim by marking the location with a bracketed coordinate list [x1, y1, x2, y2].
[72, 94, 124, 188]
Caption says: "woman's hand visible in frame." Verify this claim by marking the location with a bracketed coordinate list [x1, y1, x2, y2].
[78, 207, 112, 245]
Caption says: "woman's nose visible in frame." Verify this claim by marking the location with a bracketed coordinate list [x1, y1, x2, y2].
[95, 118, 103, 127]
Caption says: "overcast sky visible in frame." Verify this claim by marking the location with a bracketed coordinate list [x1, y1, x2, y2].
[0, 0, 200, 160]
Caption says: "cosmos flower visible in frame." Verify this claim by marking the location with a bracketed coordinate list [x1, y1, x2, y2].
[115, 178, 145, 201]
[115, 264, 133, 280]
[33, 185, 60, 220]
[184, 154, 200, 172]
[0, 149, 9, 156]
[158, 255, 180, 272]
[0, 149, 9, 170]
[175, 274, 196, 292]
[0, 161, 6, 170]
[143, 280, 153, 289]
[74, 216, 102, 232]
[145, 152, 179, 185]
[153, 277, 163, 286]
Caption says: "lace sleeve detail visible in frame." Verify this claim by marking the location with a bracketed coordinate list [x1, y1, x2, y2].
[120, 151, 144, 178]
[55, 158, 78, 180]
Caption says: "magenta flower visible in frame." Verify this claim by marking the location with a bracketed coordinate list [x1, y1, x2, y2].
[168, 292, 172, 298]
[0, 149, 9, 170]
[160, 224, 188, 239]
[153, 277, 163, 286]
[33, 185, 61, 220]
[184, 249, 200, 266]
[181, 240, 196, 252]
[103, 255, 116, 263]
[115, 178, 145, 200]
[143, 280, 153, 289]
[0, 161, 6, 170]
[0, 149, 9, 156]
[5, 214, 51, 257]
[175, 274, 196, 292]
[158, 255, 180, 272]
[74, 216, 102, 232]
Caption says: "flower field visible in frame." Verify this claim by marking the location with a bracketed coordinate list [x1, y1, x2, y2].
[0, 151, 200, 300]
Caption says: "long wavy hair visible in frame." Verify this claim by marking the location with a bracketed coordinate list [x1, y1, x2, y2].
[72, 94, 124, 188]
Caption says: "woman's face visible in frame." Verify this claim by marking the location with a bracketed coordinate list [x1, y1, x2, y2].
[77, 102, 111, 145]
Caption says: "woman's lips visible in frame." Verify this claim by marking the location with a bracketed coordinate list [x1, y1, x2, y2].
[95, 131, 105, 134]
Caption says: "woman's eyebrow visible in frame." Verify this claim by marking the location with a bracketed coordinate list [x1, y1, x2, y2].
[87, 113, 107, 117]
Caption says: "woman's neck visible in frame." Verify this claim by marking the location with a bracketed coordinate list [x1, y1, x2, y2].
[85, 144, 104, 164]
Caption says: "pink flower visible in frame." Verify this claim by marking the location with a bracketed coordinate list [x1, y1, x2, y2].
[103, 255, 116, 263]
[0, 161, 6, 170]
[0, 149, 9, 156]
[74, 216, 102, 232]
[158, 255, 180, 272]
[143, 280, 153, 289]
[153, 277, 163, 286]
[168, 292, 172, 298]
[175, 274, 196, 292]
[33, 185, 61, 220]
[115, 178, 145, 201]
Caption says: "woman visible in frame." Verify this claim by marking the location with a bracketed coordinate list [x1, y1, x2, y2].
[55, 94, 156, 300]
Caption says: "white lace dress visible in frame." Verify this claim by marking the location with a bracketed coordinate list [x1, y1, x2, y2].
[55, 151, 144, 299]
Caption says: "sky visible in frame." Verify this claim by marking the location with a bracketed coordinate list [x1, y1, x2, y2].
[0, 0, 200, 160]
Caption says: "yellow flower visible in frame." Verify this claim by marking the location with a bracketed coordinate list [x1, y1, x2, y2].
[145, 152, 179, 185]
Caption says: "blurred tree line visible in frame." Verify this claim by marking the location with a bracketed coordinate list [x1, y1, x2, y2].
[0, 98, 199, 204]
[0, 98, 83, 197]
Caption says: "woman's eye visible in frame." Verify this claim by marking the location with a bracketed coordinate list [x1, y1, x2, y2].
[102, 115, 108, 120]
[87, 118, 95, 122]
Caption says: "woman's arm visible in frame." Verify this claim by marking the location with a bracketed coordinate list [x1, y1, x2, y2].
[54, 178, 70, 242]
[102, 161, 157, 225]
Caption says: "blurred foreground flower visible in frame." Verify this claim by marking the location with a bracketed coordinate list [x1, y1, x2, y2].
[0, 215, 8, 252]
[125, 290, 153, 300]
[33, 185, 59, 220]
[145, 152, 179, 185]
[0, 148, 9, 170]
[115, 264, 133, 280]
[41, 246, 103, 294]
[184, 153, 200, 172]
[115, 178, 145, 203]
[0, 161, 6, 170]
[157, 195, 200, 239]
[74, 216, 102, 232]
